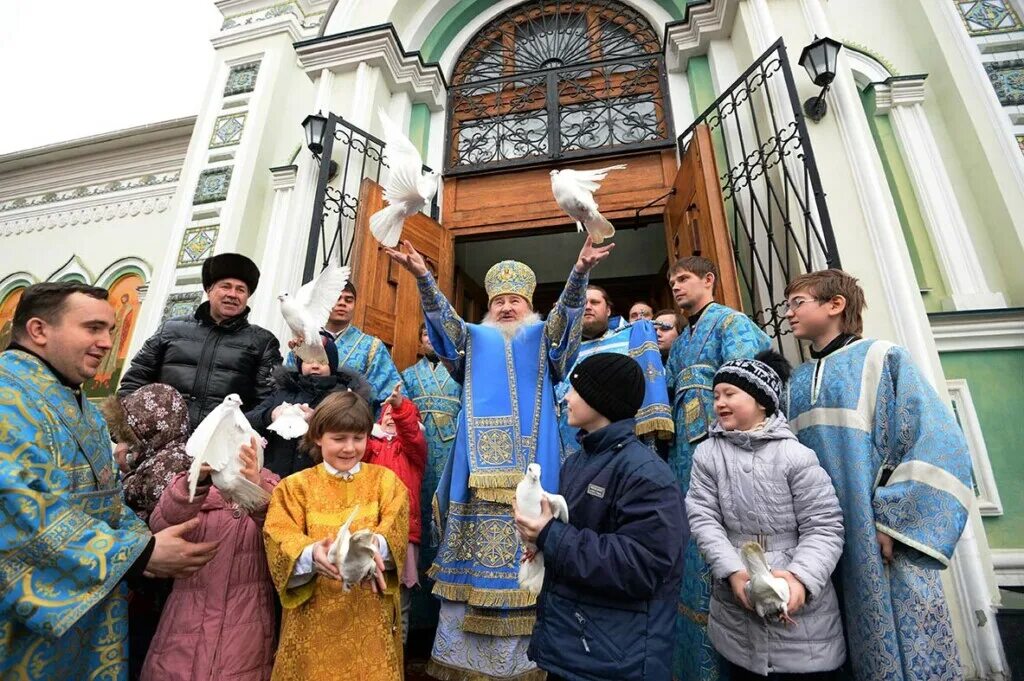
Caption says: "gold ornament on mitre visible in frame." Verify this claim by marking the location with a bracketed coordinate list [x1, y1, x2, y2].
[484, 260, 536, 305]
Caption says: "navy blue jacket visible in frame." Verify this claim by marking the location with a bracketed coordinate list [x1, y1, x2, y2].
[528, 419, 687, 680]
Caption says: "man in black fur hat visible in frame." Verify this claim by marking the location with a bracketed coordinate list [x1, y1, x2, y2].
[119, 252, 282, 429]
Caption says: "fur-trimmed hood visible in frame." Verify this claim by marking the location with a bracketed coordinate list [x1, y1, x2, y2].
[271, 364, 373, 405]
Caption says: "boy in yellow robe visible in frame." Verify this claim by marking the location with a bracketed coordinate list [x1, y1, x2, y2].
[264, 391, 410, 680]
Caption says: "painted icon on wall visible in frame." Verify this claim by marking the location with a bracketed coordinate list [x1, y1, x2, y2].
[0, 287, 25, 351]
[83, 273, 143, 398]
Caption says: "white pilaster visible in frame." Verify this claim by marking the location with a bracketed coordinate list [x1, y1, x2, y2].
[249, 165, 299, 343]
[874, 77, 1007, 311]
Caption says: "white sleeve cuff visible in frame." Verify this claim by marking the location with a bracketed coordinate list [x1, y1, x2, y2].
[375, 533, 395, 568]
[287, 543, 317, 588]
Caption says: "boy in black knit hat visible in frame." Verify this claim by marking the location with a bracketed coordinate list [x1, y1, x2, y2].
[515, 352, 686, 681]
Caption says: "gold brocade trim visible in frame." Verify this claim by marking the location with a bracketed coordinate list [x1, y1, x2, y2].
[634, 417, 675, 438]
[426, 658, 548, 681]
[677, 602, 709, 626]
[476, 488, 516, 504]
[463, 612, 537, 636]
[430, 578, 538, 609]
[468, 472, 523, 489]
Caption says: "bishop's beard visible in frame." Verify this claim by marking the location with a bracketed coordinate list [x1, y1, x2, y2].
[481, 311, 541, 341]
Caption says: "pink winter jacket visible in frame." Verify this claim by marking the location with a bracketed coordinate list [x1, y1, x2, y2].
[141, 469, 279, 681]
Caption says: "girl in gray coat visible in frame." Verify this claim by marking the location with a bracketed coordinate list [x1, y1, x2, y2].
[686, 351, 845, 680]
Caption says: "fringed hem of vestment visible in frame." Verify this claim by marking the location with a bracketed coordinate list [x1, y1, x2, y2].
[476, 488, 516, 504]
[635, 417, 675, 439]
[426, 658, 548, 681]
[468, 473, 523, 489]
[429, 577, 538, 609]
[677, 602, 710, 626]
[463, 612, 536, 636]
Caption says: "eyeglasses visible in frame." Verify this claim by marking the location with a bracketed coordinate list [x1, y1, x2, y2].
[782, 297, 821, 312]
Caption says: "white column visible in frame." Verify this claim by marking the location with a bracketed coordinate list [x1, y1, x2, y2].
[250, 165, 299, 344]
[874, 78, 1007, 311]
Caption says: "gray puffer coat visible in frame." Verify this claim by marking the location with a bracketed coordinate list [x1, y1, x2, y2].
[686, 412, 845, 675]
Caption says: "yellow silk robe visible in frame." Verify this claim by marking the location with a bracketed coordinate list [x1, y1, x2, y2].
[264, 462, 409, 681]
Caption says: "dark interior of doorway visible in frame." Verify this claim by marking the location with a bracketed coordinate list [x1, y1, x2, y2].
[453, 218, 675, 323]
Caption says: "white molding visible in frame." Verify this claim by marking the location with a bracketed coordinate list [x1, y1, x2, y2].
[992, 550, 1024, 587]
[845, 49, 893, 89]
[946, 379, 1003, 517]
[295, 27, 446, 110]
[0, 190, 175, 238]
[931, 314, 1024, 352]
[664, 0, 738, 72]
[95, 257, 153, 289]
[212, 12, 310, 49]
[250, 164, 299, 342]
[47, 255, 94, 284]
[0, 272, 37, 299]
[873, 77, 927, 111]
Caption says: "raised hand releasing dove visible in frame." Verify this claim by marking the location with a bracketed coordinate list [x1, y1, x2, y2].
[369, 108, 441, 248]
[550, 164, 627, 245]
[186, 394, 269, 512]
[267, 402, 309, 440]
[740, 541, 795, 625]
[327, 506, 381, 591]
[516, 463, 569, 594]
[279, 263, 350, 366]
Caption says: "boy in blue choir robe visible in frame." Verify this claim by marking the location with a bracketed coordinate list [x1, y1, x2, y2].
[665, 257, 770, 681]
[784, 269, 972, 681]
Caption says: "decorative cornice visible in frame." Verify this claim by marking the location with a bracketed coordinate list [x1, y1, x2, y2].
[663, 0, 738, 72]
[991, 549, 1024, 587]
[270, 164, 298, 190]
[929, 308, 1024, 352]
[294, 24, 447, 110]
[0, 172, 180, 213]
[0, 190, 175, 238]
[873, 75, 929, 113]
[211, 0, 329, 48]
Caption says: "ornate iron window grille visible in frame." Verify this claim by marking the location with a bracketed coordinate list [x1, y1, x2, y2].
[445, 0, 675, 175]
[678, 38, 841, 357]
[303, 114, 439, 283]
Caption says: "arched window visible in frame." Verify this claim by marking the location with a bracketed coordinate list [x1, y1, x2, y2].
[446, 0, 673, 173]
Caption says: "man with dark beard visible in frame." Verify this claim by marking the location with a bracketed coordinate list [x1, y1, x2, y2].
[401, 322, 463, 634]
[386, 236, 611, 681]
[556, 284, 673, 458]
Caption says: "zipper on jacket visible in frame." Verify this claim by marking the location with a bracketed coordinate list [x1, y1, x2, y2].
[192, 329, 223, 412]
[575, 611, 591, 654]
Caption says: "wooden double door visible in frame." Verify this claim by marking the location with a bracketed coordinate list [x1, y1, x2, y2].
[350, 125, 738, 369]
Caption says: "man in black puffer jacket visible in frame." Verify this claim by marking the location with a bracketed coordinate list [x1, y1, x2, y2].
[119, 253, 282, 430]
[515, 352, 687, 681]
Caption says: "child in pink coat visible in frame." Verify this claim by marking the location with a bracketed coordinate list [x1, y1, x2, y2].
[141, 437, 279, 681]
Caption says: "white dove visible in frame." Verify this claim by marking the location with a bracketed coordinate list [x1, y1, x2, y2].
[740, 541, 795, 625]
[550, 164, 627, 245]
[327, 506, 380, 591]
[516, 463, 569, 594]
[186, 394, 269, 512]
[267, 402, 309, 440]
[279, 263, 351, 366]
[369, 108, 441, 248]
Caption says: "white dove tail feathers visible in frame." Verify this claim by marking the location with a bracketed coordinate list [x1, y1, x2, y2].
[226, 478, 271, 512]
[293, 339, 329, 365]
[187, 455, 204, 502]
[518, 553, 546, 594]
[369, 203, 406, 248]
[584, 212, 615, 245]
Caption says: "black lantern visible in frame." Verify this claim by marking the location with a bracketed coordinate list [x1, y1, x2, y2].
[302, 112, 328, 155]
[798, 36, 843, 122]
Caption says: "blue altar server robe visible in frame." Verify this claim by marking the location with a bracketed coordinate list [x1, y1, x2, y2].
[788, 339, 972, 681]
[665, 302, 770, 681]
[0, 350, 151, 680]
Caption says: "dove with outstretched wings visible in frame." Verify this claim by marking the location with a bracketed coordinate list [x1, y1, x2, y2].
[550, 164, 627, 244]
[278, 263, 350, 366]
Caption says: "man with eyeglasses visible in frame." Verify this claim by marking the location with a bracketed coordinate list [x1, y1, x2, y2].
[652, 309, 682, 365]
[664, 256, 770, 681]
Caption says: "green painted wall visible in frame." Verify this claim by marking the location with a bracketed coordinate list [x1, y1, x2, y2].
[409, 103, 431, 159]
[939, 349, 1024, 549]
[860, 88, 948, 312]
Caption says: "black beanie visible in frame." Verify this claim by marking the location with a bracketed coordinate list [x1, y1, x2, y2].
[713, 350, 792, 416]
[569, 352, 645, 422]
[202, 253, 260, 293]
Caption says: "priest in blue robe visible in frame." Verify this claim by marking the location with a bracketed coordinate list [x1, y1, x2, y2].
[784, 269, 971, 680]
[664, 257, 770, 681]
[386, 236, 612, 681]
[403, 321, 463, 632]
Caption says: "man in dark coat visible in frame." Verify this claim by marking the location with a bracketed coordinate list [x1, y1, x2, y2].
[515, 352, 687, 681]
[119, 253, 282, 429]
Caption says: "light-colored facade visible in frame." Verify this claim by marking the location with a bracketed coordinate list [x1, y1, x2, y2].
[1, 1, 1021, 677]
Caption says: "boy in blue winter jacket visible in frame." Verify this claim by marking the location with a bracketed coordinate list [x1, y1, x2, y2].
[515, 352, 687, 681]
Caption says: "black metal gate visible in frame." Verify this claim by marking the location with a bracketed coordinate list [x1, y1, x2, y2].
[678, 38, 840, 355]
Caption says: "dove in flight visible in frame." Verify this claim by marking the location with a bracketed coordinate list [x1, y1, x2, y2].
[516, 463, 569, 594]
[550, 164, 627, 245]
[186, 394, 269, 512]
[369, 108, 441, 248]
[279, 263, 350, 366]
[267, 402, 309, 440]
[740, 541, 795, 625]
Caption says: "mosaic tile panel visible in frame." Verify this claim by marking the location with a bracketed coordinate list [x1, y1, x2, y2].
[956, 0, 1023, 35]
[984, 59, 1024, 105]
[224, 62, 261, 96]
[193, 167, 233, 205]
[161, 292, 202, 321]
[209, 114, 246, 148]
[177, 225, 219, 266]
